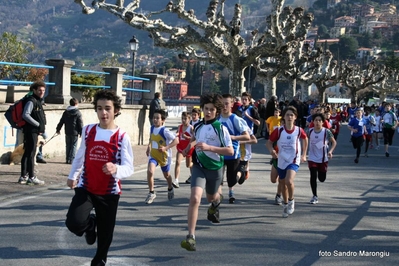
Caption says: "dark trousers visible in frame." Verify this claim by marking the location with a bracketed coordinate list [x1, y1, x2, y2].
[351, 136, 364, 158]
[309, 168, 327, 197]
[21, 132, 38, 178]
[65, 135, 78, 162]
[224, 158, 241, 187]
[66, 188, 120, 265]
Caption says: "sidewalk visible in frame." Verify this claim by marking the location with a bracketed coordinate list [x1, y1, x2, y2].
[0, 144, 151, 201]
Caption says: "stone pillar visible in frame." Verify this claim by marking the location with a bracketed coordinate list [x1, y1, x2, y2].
[139, 73, 167, 105]
[103, 67, 126, 104]
[45, 59, 75, 104]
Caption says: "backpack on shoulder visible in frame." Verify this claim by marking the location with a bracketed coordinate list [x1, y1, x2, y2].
[4, 97, 27, 129]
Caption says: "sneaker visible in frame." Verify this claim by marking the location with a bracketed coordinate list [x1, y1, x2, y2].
[18, 176, 28, 185]
[207, 205, 220, 223]
[145, 192, 156, 204]
[228, 191, 235, 204]
[181, 235, 196, 251]
[376, 145, 380, 150]
[36, 158, 47, 164]
[310, 196, 318, 204]
[354, 158, 359, 163]
[85, 214, 97, 245]
[364, 153, 368, 157]
[282, 204, 288, 218]
[386, 152, 390, 157]
[274, 195, 282, 205]
[207, 196, 222, 223]
[287, 199, 295, 215]
[26, 177, 45, 185]
[168, 188, 174, 201]
[185, 176, 191, 184]
[172, 180, 180, 188]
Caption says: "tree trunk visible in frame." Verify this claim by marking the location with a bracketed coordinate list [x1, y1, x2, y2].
[229, 69, 245, 97]
[263, 76, 276, 99]
[318, 87, 326, 104]
[378, 91, 387, 101]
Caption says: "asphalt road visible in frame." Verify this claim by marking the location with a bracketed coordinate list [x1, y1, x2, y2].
[0, 122, 398, 266]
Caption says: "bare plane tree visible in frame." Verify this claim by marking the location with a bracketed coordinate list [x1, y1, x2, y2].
[73, 0, 313, 96]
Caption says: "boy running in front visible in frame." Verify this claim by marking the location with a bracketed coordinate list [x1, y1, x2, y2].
[266, 106, 308, 218]
[145, 109, 178, 204]
[181, 93, 233, 251]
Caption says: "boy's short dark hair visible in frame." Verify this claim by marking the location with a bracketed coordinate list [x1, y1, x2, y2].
[154, 109, 167, 120]
[29, 80, 46, 91]
[70, 98, 78, 106]
[191, 108, 202, 118]
[92, 90, 122, 117]
[312, 113, 326, 122]
[181, 111, 191, 118]
[200, 93, 223, 115]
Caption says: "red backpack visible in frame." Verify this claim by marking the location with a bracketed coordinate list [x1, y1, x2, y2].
[4, 97, 28, 129]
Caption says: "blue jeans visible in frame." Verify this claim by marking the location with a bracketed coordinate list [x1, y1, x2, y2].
[66, 135, 79, 163]
[36, 132, 48, 160]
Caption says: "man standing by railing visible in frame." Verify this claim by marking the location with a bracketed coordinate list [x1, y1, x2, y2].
[18, 81, 47, 185]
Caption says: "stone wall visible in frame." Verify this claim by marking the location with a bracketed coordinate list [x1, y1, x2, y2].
[0, 102, 150, 164]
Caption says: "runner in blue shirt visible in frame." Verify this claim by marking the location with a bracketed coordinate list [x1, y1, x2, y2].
[348, 109, 366, 163]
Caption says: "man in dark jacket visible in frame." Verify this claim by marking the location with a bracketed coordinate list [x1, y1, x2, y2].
[18, 81, 47, 185]
[56, 98, 84, 164]
[149, 92, 166, 125]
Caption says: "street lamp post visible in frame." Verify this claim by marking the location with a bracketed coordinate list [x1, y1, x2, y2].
[199, 59, 205, 95]
[129, 35, 139, 104]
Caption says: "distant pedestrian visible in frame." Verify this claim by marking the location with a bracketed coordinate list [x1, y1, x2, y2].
[149, 92, 167, 125]
[56, 98, 84, 164]
[65, 90, 134, 266]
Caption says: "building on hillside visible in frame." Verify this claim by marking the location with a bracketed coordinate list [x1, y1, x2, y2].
[202, 70, 220, 93]
[315, 39, 340, 48]
[379, 13, 399, 26]
[163, 81, 188, 101]
[334, 16, 356, 28]
[351, 4, 374, 18]
[372, 25, 392, 38]
[381, 3, 396, 15]
[356, 47, 382, 64]
[307, 27, 318, 38]
[329, 27, 346, 38]
[359, 21, 388, 34]
[166, 68, 186, 81]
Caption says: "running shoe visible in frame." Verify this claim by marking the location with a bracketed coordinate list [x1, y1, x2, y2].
[185, 176, 191, 184]
[26, 177, 45, 185]
[181, 235, 196, 251]
[282, 204, 288, 218]
[228, 191, 235, 204]
[168, 188, 174, 200]
[172, 180, 180, 188]
[145, 192, 156, 204]
[274, 194, 282, 205]
[287, 199, 295, 215]
[18, 175, 28, 185]
[386, 152, 390, 157]
[309, 196, 318, 204]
